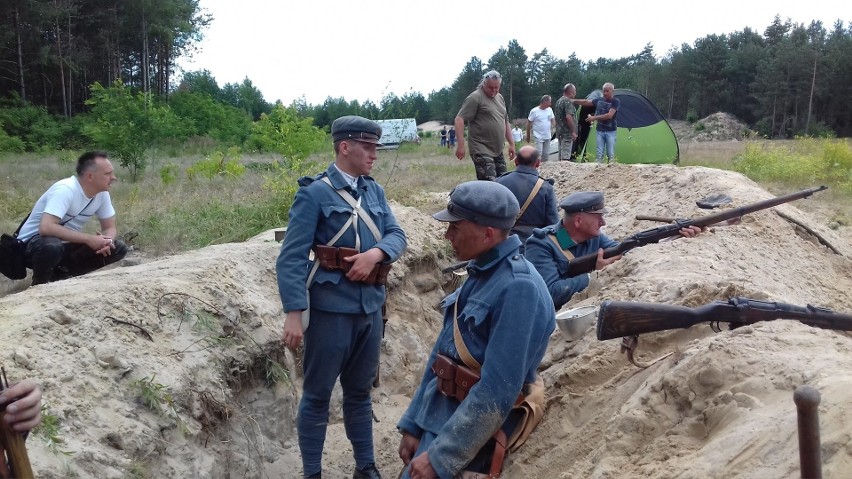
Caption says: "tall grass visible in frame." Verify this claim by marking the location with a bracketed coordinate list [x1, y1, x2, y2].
[5, 138, 846, 258]
[732, 138, 852, 192]
[0, 150, 326, 255]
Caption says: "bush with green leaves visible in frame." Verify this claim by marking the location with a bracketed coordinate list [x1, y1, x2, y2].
[245, 104, 327, 158]
[0, 122, 25, 152]
[169, 91, 252, 145]
[0, 102, 70, 151]
[84, 80, 185, 181]
[159, 163, 180, 184]
[186, 147, 246, 180]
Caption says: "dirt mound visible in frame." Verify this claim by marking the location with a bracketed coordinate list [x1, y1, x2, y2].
[670, 112, 756, 142]
[3, 164, 852, 478]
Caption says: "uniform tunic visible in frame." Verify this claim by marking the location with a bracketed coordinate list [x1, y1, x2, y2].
[398, 236, 554, 478]
[494, 166, 558, 248]
[276, 162, 407, 475]
[524, 222, 619, 311]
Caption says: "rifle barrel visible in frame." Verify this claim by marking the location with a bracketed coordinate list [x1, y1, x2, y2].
[568, 186, 827, 278]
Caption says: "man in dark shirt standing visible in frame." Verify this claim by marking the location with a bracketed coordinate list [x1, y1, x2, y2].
[574, 83, 620, 164]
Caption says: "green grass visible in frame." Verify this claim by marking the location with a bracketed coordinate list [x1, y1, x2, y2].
[732, 138, 852, 192]
[2, 138, 850, 257]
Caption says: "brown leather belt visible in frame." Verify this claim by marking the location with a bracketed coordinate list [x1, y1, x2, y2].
[314, 245, 392, 285]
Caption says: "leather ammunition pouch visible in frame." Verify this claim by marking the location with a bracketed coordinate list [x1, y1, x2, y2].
[432, 354, 481, 402]
[314, 245, 392, 285]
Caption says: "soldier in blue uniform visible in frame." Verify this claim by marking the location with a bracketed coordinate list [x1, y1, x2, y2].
[525, 191, 701, 310]
[397, 181, 555, 479]
[494, 145, 559, 252]
[277, 115, 408, 479]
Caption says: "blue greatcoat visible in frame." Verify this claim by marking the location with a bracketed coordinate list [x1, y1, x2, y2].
[524, 222, 619, 311]
[397, 236, 555, 478]
[276, 163, 407, 315]
[276, 162, 407, 476]
[494, 165, 559, 248]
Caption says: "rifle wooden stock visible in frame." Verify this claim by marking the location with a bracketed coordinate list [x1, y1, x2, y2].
[566, 186, 828, 278]
[0, 410, 34, 479]
[597, 297, 852, 341]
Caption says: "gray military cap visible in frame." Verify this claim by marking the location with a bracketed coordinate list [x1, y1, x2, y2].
[433, 181, 520, 229]
[559, 191, 609, 214]
[331, 115, 383, 145]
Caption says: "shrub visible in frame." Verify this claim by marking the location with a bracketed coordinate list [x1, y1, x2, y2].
[84, 80, 184, 181]
[186, 147, 246, 180]
[686, 111, 699, 123]
[159, 163, 180, 184]
[245, 104, 327, 159]
[0, 125, 25, 153]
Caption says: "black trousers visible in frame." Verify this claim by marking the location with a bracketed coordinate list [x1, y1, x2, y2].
[24, 234, 128, 285]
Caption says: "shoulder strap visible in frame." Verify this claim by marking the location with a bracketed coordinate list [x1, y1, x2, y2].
[320, 177, 382, 244]
[516, 178, 544, 223]
[59, 196, 97, 226]
[13, 214, 30, 237]
[548, 235, 575, 260]
[453, 300, 482, 373]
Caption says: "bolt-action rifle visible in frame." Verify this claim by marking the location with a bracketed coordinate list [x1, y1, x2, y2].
[596, 297, 852, 369]
[441, 186, 827, 275]
[563, 186, 827, 278]
[597, 297, 852, 341]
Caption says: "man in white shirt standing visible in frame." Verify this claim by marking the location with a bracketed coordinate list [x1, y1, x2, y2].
[526, 95, 556, 161]
[18, 151, 127, 285]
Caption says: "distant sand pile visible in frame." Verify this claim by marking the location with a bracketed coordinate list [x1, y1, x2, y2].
[670, 112, 757, 142]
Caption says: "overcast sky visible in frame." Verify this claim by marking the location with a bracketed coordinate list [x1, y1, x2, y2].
[177, 0, 847, 106]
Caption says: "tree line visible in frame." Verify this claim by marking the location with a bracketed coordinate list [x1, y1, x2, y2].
[1, 9, 850, 161]
[303, 16, 851, 138]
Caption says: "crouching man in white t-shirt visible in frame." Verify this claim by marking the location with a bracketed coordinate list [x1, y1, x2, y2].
[18, 151, 128, 286]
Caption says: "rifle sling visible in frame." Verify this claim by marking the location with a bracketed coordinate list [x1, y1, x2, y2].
[516, 178, 545, 224]
[453, 300, 481, 372]
[548, 235, 575, 260]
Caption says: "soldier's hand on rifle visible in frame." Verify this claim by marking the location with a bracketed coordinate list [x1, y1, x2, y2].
[595, 248, 622, 270]
[408, 450, 437, 479]
[399, 431, 421, 465]
[343, 248, 386, 282]
[0, 379, 42, 432]
[677, 225, 704, 238]
[281, 311, 304, 350]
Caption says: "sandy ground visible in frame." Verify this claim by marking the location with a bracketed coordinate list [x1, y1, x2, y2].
[1, 162, 851, 478]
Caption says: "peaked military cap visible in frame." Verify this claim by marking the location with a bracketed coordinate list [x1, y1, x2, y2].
[331, 115, 383, 145]
[559, 191, 608, 214]
[433, 181, 520, 229]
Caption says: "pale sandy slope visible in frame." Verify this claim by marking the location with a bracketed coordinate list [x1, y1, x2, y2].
[1, 162, 850, 478]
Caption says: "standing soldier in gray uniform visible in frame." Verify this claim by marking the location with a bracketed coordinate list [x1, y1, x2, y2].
[277, 116, 408, 479]
[398, 181, 554, 479]
[454, 70, 516, 181]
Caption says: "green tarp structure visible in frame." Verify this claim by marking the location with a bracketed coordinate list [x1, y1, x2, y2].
[572, 88, 679, 164]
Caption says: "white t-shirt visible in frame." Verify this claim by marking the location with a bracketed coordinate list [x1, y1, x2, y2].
[512, 127, 523, 142]
[528, 107, 555, 141]
[18, 176, 116, 242]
